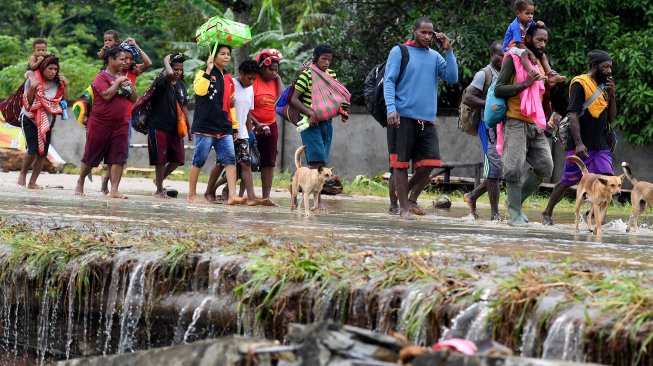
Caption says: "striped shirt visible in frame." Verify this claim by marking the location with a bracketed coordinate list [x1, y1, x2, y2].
[294, 68, 337, 109]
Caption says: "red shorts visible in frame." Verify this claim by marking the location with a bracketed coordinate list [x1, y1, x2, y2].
[81, 121, 129, 167]
[255, 121, 278, 167]
[148, 128, 185, 165]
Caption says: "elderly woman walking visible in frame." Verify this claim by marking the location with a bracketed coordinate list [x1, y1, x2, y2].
[76, 47, 136, 198]
[18, 54, 69, 189]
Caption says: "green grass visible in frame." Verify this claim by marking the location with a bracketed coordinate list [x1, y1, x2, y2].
[2, 220, 653, 359]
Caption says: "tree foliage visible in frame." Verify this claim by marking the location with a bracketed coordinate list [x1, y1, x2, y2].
[317, 0, 653, 145]
[0, 0, 651, 145]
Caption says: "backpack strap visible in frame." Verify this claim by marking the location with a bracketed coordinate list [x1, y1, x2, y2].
[396, 43, 410, 85]
[481, 66, 493, 95]
[580, 84, 605, 115]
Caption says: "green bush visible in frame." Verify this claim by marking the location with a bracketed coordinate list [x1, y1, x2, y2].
[322, 0, 653, 146]
[0, 36, 24, 68]
[0, 41, 158, 101]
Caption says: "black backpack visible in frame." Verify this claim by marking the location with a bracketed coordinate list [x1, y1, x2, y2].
[363, 44, 410, 127]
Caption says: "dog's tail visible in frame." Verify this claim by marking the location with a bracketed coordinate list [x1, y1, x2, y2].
[621, 162, 639, 184]
[565, 155, 589, 176]
[294, 145, 306, 169]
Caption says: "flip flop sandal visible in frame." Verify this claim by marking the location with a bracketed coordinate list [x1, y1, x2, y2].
[164, 187, 178, 198]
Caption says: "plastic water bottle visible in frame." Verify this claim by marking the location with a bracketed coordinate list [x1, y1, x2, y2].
[60, 100, 68, 120]
[296, 116, 310, 132]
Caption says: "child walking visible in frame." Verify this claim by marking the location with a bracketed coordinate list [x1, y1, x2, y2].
[206, 60, 272, 206]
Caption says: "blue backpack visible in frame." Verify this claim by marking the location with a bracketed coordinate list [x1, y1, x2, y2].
[483, 82, 506, 128]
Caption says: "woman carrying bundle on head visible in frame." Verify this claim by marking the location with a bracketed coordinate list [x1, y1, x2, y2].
[100, 38, 153, 194]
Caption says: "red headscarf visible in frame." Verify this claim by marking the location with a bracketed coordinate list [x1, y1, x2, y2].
[254, 48, 283, 67]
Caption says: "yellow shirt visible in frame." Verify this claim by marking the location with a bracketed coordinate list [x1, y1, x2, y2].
[505, 62, 545, 123]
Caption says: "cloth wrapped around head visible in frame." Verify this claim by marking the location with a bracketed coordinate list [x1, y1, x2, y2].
[255, 49, 283, 67]
[170, 53, 185, 64]
[119, 42, 140, 58]
[24, 53, 64, 156]
[39, 54, 60, 82]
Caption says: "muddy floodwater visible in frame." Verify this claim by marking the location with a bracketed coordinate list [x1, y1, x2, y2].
[1, 173, 653, 365]
[1, 175, 652, 270]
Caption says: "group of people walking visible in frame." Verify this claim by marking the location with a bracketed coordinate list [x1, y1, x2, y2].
[385, 1, 616, 227]
[7, 0, 619, 228]
[10, 29, 344, 208]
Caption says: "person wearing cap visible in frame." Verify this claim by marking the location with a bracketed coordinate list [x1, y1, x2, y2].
[493, 24, 564, 226]
[146, 53, 191, 198]
[541, 49, 616, 225]
[252, 49, 284, 205]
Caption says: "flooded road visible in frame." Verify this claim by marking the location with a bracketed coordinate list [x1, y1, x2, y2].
[2, 172, 653, 365]
[1, 172, 652, 270]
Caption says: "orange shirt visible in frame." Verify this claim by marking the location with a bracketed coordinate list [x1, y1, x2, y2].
[251, 78, 278, 125]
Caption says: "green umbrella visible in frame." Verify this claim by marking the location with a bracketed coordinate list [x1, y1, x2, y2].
[196, 15, 252, 55]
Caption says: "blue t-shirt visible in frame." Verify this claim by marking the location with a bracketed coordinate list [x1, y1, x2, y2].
[502, 18, 535, 52]
[383, 45, 458, 122]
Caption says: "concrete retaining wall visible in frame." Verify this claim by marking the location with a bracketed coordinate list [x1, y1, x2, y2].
[47, 111, 652, 186]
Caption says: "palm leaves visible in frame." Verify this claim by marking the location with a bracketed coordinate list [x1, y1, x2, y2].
[252, 0, 283, 33]
[187, 0, 222, 18]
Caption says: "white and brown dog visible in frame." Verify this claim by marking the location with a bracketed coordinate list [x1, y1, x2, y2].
[290, 146, 333, 216]
[622, 162, 653, 232]
[567, 155, 624, 237]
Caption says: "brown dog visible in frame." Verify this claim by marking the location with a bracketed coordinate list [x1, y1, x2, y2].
[567, 155, 624, 236]
[290, 146, 333, 216]
[622, 162, 653, 232]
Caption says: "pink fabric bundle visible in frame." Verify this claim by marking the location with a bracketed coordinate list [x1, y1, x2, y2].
[310, 64, 351, 121]
[432, 338, 477, 355]
[496, 53, 546, 157]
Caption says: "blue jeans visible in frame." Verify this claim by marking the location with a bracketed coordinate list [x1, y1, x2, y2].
[300, 119, 332, 166]
[191, 134, 236, 168]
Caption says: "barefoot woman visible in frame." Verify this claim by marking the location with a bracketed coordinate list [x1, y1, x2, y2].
[18, 54, 69, 189]
[76, 47, 136, 198]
